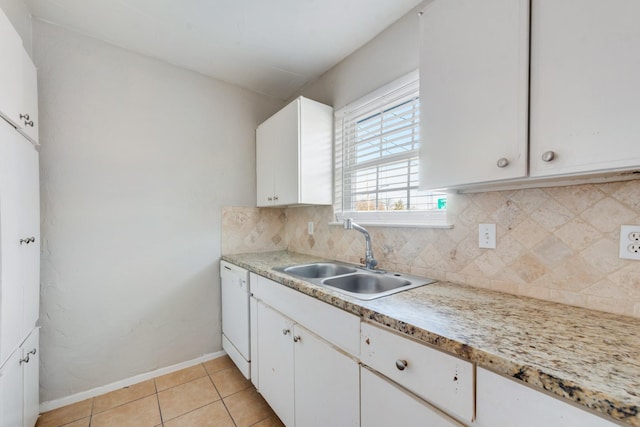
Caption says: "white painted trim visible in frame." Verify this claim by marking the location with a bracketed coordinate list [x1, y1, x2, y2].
[39, 350, 226, 413]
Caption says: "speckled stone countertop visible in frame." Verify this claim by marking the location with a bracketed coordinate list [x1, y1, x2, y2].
[222, 250, 640, 426]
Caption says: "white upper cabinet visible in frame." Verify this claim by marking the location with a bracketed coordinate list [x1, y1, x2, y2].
[0, 9, 39, 145]
[256, 96, 332, 207]
[0, 9, 23, 130]
[529, 0, 640, 177]
[419, 0, 530, 190]
[18, 50, 39, 145]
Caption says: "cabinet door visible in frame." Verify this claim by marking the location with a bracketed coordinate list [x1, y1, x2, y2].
[0, 9, 23, 129]
[249, 295, 259, 388]
[270, 100, 299, 206]
[18, 50, 39, 145]
[294, 325, 359, 427]
[22, 329, 38, 427]
[361, 368, 463, 427]
[475, 367, 619, 427]
[0, 122, 25, 365]
[419, 0, 530, 189]
[530, 0, 640, 177]
[0, 121, 39, 365]
[256, 122, 275, 206]
[18, 136, 40, 337]
[0, 349, 23, 427]
[256, 303, 294, 427]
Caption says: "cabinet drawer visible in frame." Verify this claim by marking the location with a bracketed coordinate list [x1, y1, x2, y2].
[361, 322, 474, 423]
[361, 367, 463, 427]
[253, 275, 360, 357]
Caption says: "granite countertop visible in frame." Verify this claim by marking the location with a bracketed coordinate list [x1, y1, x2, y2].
[222, 250, 640, 426]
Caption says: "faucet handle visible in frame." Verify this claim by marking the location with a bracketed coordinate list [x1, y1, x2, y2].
[344, 218, 353, 230]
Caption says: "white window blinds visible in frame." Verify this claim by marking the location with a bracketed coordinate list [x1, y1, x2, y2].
[334, 71, 447, 226]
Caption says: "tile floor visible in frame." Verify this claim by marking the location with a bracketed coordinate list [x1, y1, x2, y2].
[36, 356, 284, 427]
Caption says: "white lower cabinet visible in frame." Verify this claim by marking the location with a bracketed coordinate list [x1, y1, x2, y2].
[0, 328, 39, 427]
[257, 302, 295, 426]
[361, 367, 463, 427]
[474, 367, 618, 427]
[293, 322, 359, 427]
[256, 301, 359, 427]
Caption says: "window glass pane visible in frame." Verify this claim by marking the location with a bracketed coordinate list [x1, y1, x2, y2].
[335, 71, 446, 221]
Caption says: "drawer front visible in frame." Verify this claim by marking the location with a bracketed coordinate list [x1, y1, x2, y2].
[253, 275, 360, 357]
[361, 322, 474, 423]
[361, 367, 463, 427]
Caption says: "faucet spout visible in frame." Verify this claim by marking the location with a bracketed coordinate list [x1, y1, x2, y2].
[343, 218, 379, 270]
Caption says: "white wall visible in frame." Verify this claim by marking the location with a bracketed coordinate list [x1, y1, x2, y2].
[300, 1, 426, 109]
[33, 20, 283, 402]
[0, 0, 31, 53]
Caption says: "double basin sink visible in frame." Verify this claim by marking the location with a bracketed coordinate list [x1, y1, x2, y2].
[274, 261, 435, 300]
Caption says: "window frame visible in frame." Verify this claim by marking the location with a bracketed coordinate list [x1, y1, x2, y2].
[333, 71, 449, 228]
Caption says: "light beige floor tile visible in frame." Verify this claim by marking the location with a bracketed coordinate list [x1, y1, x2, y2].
[225, 388, 274, 427]
[210, 366, 252, 397]
[59, 417, 90, 427]
[36, 398, 93, 427]
[203, 355, 235, 374]
[250, 415, 286, 427]
[163, 401, 235, 427]
[91, 395, 161, 427]
[93, 379, 156, 413]
[155, 364, 208, 391]
[158, 376, 221, 421]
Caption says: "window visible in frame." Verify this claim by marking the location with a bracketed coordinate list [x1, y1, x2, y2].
[334, 71, 447, 227]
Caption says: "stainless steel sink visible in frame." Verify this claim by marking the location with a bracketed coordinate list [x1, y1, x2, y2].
[322, 273, 410, 294]
[275, 262, 435, 300]
[283, 262, 357, 278]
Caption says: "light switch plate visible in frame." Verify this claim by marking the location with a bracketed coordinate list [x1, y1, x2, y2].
[479, 224, 496, 249]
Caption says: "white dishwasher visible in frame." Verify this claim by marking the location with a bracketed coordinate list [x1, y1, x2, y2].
[220, 260, 251, 379]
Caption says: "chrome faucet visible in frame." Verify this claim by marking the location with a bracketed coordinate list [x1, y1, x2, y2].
[343, 218, 381, 271]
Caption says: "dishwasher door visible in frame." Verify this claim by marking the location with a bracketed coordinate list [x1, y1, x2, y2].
[221, 261, 250, 378]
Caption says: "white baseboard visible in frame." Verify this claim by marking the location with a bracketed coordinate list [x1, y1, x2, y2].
[39, 350, 226, 413]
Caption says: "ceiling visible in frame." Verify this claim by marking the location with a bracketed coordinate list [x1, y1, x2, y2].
[27, 0, 423, 100]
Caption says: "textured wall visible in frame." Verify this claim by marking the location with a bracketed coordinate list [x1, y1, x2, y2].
[222, 180, 640, 319]
[34, 21, 283, 402]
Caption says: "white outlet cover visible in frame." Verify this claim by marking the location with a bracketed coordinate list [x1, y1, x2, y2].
[619, 225, 640, 260]
[479, 224, 496, 249]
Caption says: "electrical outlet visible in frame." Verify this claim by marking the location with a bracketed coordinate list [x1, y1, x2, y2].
[479, 224, 496, 249]
[619, 225, 640, 260]
[308, 221, 314, 235]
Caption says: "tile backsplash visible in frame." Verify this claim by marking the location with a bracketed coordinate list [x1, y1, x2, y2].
[222, 180, 640, 318]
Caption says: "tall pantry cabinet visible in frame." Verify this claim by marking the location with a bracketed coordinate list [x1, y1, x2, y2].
[0, 7, 41, 427]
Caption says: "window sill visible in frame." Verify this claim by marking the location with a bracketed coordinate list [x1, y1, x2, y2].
[328, 221, 453, 229]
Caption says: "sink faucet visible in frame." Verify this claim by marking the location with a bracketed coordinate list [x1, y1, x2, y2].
[343, 218, 380, 271]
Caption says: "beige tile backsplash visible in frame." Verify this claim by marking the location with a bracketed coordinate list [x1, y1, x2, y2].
[221, 180, 640, 318]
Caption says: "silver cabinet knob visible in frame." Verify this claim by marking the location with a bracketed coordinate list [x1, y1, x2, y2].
[20, 237, 35, 244]
[395, 359, 408, 371]
[28, 348, 36, 356]
[25, 121, 34, 127]
[267, 197, 273, 201]
[293, 336, 301, 343]
[274, 195, 279, 201]
[496, 158, 509, 168]
[20, 113, 30, 120]
[282, 329, 290, 335]
[541, 151, 555, 162]
[20, 354, 30, 364]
